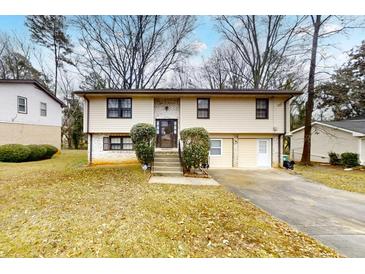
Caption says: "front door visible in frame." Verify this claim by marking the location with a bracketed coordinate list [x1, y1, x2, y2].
[256, 139, 271, 167]
[156, 119, 177, 148]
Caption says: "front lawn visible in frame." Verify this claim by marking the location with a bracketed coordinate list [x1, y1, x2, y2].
[0, 150, 338, 257]
[294, 164, 365, 194]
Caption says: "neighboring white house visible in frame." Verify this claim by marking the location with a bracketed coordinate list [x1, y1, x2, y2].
[289, 118, 365, 165]
[74, 89, 301, 169]
[0, 79, 64, 148]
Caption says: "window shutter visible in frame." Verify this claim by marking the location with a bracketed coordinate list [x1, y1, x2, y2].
[103, 137, 110, 150]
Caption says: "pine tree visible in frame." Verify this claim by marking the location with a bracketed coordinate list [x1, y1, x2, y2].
[25, 16, 73, 95]
[317, 41, 365, 120]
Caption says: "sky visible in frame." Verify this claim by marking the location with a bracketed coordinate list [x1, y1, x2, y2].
[0, 15, 365, 75]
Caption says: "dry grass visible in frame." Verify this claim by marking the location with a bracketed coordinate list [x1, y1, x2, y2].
[294, 164, 365, 194]
[0, 150, 338, 257]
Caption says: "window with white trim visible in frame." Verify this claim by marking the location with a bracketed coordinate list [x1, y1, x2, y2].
[40, 102, 47, 116]
[17, 96, 27, 114]
[210, 139, 222, 155]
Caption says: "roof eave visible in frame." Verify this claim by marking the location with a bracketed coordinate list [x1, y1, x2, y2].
[289, 121, 365, 136]
[73, 90, 302, 96]
[0, 79, 66, 107]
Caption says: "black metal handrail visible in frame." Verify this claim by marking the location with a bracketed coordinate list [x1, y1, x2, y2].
[178, 139, 184, 169]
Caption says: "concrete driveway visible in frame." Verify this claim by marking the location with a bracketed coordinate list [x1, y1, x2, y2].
[209, 168, 365, 257]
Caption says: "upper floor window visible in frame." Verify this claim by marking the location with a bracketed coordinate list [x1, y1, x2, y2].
[17, 96, 27, 114]
[256, 98, 269, 119]
[40, 102, 47, 116]
[197, 98, 210, 119]
[107, 98, 132, 118]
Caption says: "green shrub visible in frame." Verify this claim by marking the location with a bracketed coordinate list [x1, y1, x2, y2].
[134, 143, 154, 165]
[26, 145, 47, 161]
[130, 123, 156, 165]
[180, 127, 210, 170]
[328, 152, 341, 165]
[131, 123, 156, 144]
[0, 144, 31, 162]
[340, 152, 359, 168]
[41, 144, 58, 159]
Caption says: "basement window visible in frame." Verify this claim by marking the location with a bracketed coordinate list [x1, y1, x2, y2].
[210, 139, 222, 156]
[103, 136, 133, 151]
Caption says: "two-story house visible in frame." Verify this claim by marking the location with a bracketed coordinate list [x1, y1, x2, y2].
[0, 79, 64, 148]
[74, 89, 301, 169]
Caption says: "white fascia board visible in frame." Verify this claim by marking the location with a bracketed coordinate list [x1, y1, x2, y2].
[289, 121, 364, 137]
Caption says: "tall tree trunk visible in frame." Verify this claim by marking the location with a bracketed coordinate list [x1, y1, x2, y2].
[54, 44, 58, 95]
[301, 15, 321, 165]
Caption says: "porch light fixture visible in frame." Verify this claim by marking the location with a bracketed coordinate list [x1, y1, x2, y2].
[165, 106, 169, 111]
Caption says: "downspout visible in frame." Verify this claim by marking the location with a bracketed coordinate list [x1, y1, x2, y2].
[85, 96, 92, 164]
[280, 95, 294, 166]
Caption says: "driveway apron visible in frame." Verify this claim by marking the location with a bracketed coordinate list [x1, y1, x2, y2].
[209, 168, 365, 257]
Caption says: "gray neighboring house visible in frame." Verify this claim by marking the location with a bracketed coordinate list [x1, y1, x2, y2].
[289, 117, 365, 165]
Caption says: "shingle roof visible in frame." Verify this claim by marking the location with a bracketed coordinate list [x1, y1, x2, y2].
[321, 119, 365, 134]
[73, 88, 302, 96]
[0, 79, 65, 107]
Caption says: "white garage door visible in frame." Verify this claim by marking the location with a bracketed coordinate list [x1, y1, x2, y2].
[209, 138, 233, 168]
[238, 138, 271, 168]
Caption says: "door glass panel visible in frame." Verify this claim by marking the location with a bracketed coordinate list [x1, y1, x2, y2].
[158, 120, 176, 148]
[259, 141, 267, 153]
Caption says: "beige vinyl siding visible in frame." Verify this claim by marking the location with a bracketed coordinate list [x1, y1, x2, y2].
[285, 98, 291, 133]
[360, 138, 365, 165]
[180, 96, 285, 133]
[291, 124, 359, 163]
[238, 139, 257, 167]
[209, 138, 233, 168]
[88, 96, 154, 133]
[83, 98, 88, 132]
[0, 122, 61, 148]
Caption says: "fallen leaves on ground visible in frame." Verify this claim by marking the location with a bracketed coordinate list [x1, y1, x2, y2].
[295, 164, 365, 194]
[0, 150, 339, 257]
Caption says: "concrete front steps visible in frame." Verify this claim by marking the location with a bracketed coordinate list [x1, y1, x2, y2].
[152, 151, 183, 176]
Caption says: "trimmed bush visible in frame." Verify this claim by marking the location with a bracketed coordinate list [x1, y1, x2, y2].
[27, 145, 47, 161]
[134, 143, 154, 165]
[328, 152, 341, 165]
[180, 127, 210, 170]
[340, 152, 359, 168]
[42, 144, 58, 159]
[0, 144, 31, 162]
[130, 123, 156, 165]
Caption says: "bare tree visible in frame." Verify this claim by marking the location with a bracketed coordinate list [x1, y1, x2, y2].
[0, 33, 50, 84]
[300, 15, 364, 165]
[301, 16, 322, 165]
[73, 16, 196, 89]
[215, 15, 305, 89]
